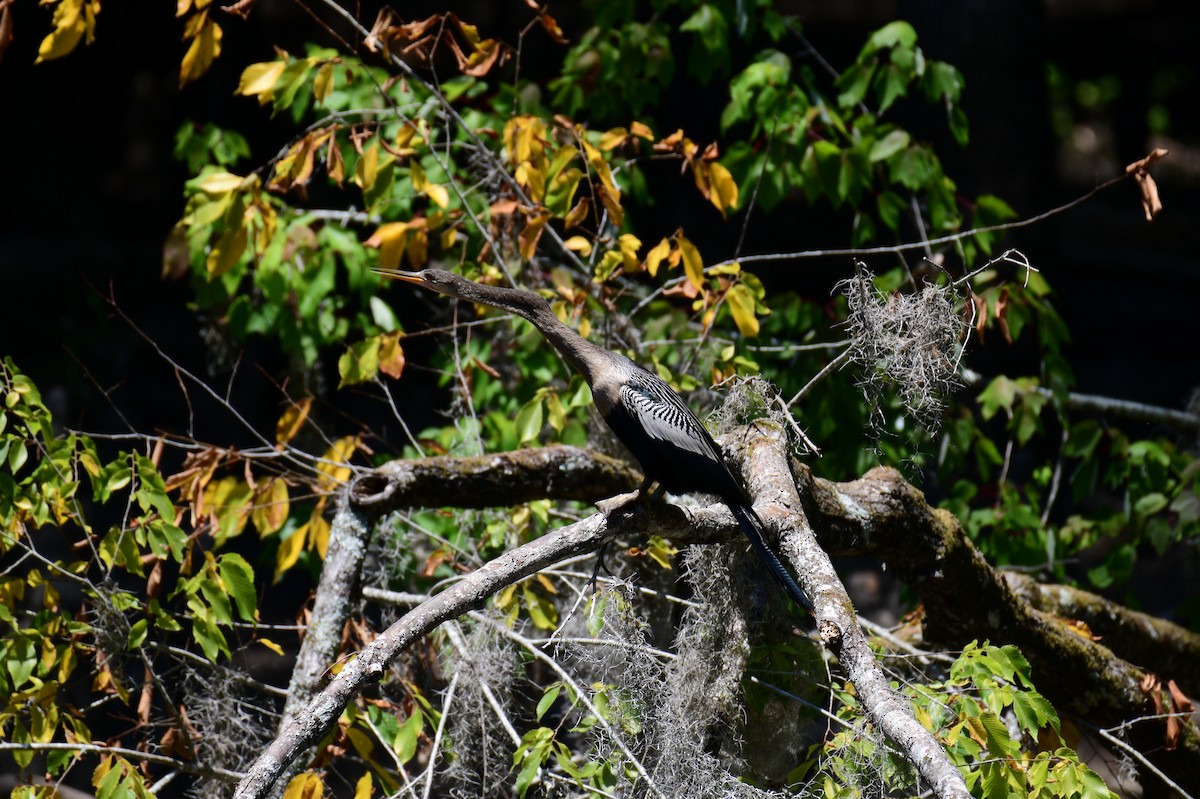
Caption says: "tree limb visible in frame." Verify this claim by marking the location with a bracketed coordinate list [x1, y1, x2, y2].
[739, 424, 970, 799]
[350, 444, 641, 512]
[238, 442, 1200, 797]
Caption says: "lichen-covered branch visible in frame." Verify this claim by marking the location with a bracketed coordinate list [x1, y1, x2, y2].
[1003, 571, 1200, 694]
[801, 465, 1200, 793]
[350, 444, 641, 512]
[739, 424, 970, 799]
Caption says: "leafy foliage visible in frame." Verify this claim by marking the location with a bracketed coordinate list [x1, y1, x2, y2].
[9, 0, 1197, 796]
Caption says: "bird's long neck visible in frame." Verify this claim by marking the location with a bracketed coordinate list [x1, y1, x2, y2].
[469, 285, 612, 383]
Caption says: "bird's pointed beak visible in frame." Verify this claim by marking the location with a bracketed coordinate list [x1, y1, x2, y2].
[373, 268, 425, 286]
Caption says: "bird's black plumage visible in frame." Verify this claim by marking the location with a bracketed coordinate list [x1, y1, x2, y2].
[378, 267, 814, 614]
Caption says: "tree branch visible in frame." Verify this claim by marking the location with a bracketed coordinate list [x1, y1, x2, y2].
[738, 424, 970, 799]
[803, 465, 1200, 794]
[350, 444, 641, 512]
[238, 441, 1200, 797]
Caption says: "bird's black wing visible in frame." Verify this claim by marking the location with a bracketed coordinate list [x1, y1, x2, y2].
[618, 369, 724, 461]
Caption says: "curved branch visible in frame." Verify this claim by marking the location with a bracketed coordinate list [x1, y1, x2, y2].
[234, 495, 718, 799]
[1003, 571, 1200, 693]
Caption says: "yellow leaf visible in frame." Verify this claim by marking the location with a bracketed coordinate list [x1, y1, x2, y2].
[366, 221, 411, 272]
[707, 160, 739, 216]
[726, 283, 760, 337]
[379, 332, 406, 379]
[425, 183, 449, 209]
[310, 510, 331, 557]
[274, 523, 307, 580]
[206, 223, 248, 278]
[180, 13, 222, 86]
[564, 197, 590, 230]
[316, 436, 357, 491]
[313, 62, 334, 103]
[276, 397, 312, 445]
[257, 637, 285, 656]
[353, 774, 373, 799]
[410, 160, 427, 190]
[355, 140, 379, 193]
[251, 477, 290, 536]
[598, 127, 628, 151]
[578, 315, 591, 338]
[281, 771, 324, 799]
[196, 171, 244, 194]
[35, 0, 87, 63]
[617, 233, 641, 271]
[236, 60, 286, 98]
[406, 228, 429, 268]
[515, 161, 545, 202]
[644, 238, 670, 278]
[677, 234, 704, 290]
[563, 235, 592, 257]
[630, 120, 655, 141]
[518, 210, 550, 262]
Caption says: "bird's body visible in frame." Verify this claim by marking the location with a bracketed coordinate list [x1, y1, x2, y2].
[380, 268, 813, 613]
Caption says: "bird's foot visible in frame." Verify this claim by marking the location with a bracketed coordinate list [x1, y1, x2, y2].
[595, 489, 642, 516]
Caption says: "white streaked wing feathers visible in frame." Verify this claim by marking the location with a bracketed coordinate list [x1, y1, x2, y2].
[619, 373, 719, 460]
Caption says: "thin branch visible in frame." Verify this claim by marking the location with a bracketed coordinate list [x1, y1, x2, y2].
[720, 167, 1138, 270]
[0, 742, 243, 782]
[1097, 726, 1196, 799]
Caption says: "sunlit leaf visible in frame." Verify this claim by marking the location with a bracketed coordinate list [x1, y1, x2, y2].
[726, 283, 760, 337]
[338, 337, 381, 388]
[677, 234, 704, 290]
[379, 332, 406, 379]
[644, 238, 671, 278]
[313, 61, 334, 103]
[236, 60, 286, 99]
[180, 12, 222, 86]
[276, 397, 312, 445]
[251, 477, 290, 536]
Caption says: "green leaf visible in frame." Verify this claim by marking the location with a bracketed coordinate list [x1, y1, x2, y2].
[337, 336, 382, 388]
[536, 683, 561, 721]
[219, 553, 257, 622]
[515, 398, 544, 445]
[978, 376, 1017, 420]
[863, 21, 917, 55]
[869, 129, 910, 163]
[394, 708, 423, 762]
[128, 618, 149, 648]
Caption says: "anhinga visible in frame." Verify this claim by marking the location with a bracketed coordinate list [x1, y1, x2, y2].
[379, 267, 814, 613]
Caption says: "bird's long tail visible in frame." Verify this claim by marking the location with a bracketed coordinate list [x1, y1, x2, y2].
[729, 501, 815, 614]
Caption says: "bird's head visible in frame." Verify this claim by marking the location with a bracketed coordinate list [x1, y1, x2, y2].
[375, 268, 475, 300]
[376, 267, 560, 325]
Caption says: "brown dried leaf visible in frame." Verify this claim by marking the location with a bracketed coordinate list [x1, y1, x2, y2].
[1125, 148, 1169, 222]
[0, 3, 14, 65]
[995, 287, 1011, 344]
[221, 0, 255, 21]
[1167, 679, 1193, 713]
[564, 197, 590, 230]
[971, 292, 988, 344]
[138, 667, 154, 725]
